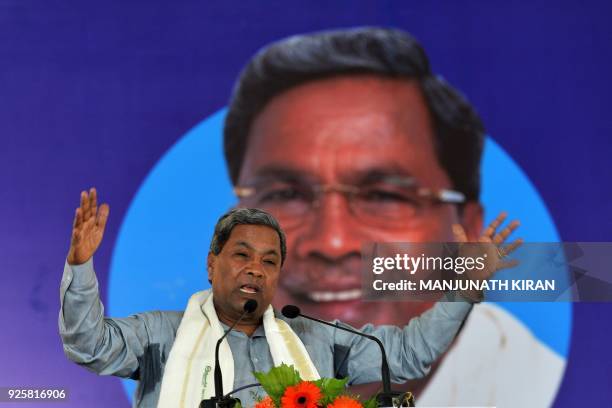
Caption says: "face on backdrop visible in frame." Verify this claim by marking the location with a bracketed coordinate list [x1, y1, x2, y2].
[207, 224, 282, 324]
[237, 75, 483, 326]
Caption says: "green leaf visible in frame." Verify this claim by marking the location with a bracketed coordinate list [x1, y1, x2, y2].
[253, 364, 301, 405]
[313, 377, 348, 406]
[363, 395, 378, 408]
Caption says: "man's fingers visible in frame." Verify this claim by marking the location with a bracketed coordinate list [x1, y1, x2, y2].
[502, 238, 523, 256]
[81, 190, 91, 220]
[73, 207, 82, 229]
[452, 224, 468, 243]
[97, 203, 110, 231]
[80, 191, 87, 215]
[90, 187, 98, 218]
[84, 215, 96, 230]
[483, 211, 508, 238]
[493, 220, 520, 245]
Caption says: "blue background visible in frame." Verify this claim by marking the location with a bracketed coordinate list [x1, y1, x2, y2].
[1, 1, 611, 406]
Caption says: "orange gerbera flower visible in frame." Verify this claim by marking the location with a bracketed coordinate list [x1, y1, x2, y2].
[280, 381, 322, 408]
[255, 396, 275, 408]
[327, 396, 363, 408]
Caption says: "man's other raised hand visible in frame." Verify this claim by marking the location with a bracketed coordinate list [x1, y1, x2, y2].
[67, 188, 109, 265]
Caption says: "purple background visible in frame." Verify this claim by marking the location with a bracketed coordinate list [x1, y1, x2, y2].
[1, 1, 611, 406]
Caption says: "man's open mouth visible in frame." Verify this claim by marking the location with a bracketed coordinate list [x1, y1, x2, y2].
[307, 288, 362, 302]
[239, 284, 260, 294]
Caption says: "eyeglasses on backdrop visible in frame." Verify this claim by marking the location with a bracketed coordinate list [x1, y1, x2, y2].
[234, 176, 465, 230]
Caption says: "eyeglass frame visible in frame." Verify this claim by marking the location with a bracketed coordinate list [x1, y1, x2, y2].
[233, 175, 466, 227]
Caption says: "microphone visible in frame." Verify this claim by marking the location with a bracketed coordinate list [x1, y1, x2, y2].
[201, 299, 258, 408]
[281, 305, 403, 407]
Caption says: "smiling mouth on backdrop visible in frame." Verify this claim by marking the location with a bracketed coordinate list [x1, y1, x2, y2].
[284, 280, 364, 304]
[307, 288, 363, 302]
[281, 261, 366, 301]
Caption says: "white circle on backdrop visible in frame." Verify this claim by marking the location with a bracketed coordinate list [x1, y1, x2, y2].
[109, 109, 571, 401]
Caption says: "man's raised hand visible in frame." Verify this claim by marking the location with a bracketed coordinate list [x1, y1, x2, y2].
[453, 212, 523, 302]
[67, 188, 110, 265]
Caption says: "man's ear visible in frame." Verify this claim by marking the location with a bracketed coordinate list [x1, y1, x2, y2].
[207, 252, 216, 284]
[460, 201, 484, 241]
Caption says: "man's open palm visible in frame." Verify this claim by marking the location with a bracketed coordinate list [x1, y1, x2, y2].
[67, 188, 109, 265]
[453, 212, 523, 302]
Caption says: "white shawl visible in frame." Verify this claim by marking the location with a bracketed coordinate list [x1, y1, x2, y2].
[157, 290, 320, 408]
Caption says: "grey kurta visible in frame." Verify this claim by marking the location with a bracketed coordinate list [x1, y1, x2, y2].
[59, 259, 473, 407]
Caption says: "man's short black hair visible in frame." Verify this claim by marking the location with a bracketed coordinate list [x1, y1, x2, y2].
[209, 207, 287, 265]
[224, 27, 485, 201]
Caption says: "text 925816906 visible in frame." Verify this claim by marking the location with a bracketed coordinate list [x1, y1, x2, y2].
[0, 387, 68, 402]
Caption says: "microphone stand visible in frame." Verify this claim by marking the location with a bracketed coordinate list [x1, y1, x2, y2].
[282, 305, 407, 407]
[200, 299, 258, 408]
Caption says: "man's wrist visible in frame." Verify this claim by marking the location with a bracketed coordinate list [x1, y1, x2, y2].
[64, 257, 97, 289]
[66, 252, 93, 266]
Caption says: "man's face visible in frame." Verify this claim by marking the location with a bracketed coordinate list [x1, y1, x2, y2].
[237, 75, 482, 325]
[207, 224, 282, 323]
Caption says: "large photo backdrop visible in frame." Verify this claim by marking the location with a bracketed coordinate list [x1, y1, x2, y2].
[1, 2, 610, 407]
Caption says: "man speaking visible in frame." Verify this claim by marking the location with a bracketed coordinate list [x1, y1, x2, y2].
[59, 188, 517, 407]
